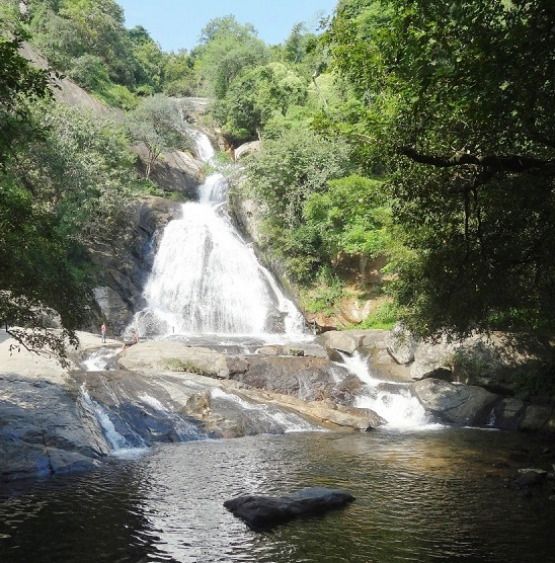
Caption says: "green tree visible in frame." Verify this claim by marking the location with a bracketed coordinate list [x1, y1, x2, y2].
[304, 175, 390, 262]
[245, 128, 351, 281]
[163, 49, 196, 96]
[328, 0, 555, 337]
[30, 0, 136, 86]
[127, 95, 185, 180]
[195, 15, 269, 98]
[0, 35, 90, 357]
[128, 25, 165, 94]
[218, 62, 307, 144]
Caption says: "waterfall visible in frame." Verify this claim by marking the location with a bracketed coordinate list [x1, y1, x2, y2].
[130, 130, 307, 340]
[338, 352, 441, 430]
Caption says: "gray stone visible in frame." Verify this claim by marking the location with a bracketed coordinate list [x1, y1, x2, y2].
[386, 326, 417, 365]
[234, 140, 261, 161]
[410, 338, 456, 381]
[319, 331, 363, 357]
[93, 287, 131, 334]
[118, 341, 230, 378]
[520, 405, 553, 431]
[492, 398, 526, 430]
[412, 378, 499, 425]
[134, 145, 203, 198]
[88, 196, 179, 335]
[224, 487, 355, 530]
[0, 375, 109, 482]
[230, 355, 338, 401]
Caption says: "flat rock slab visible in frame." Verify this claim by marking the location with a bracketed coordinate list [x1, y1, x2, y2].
[224, 487, 355, 530]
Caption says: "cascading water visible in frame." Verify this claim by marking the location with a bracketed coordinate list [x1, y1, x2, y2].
[210, 388, 317, 433]
[338, 352, 441, 430]
[130, 129, 306, 339]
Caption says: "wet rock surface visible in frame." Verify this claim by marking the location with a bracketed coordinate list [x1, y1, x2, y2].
[229, 355, 342, 401]
[224, 487, 355, 530]
[412, 378, 498, 426]
[90, 197, 180, 334]
[0, 374, 108, 482]
[133, 144, 203, 198]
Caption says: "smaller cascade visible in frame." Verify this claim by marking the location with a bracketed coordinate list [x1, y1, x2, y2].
[138, 394, 202, 441]
[82, 348, 120, 371]
[210, 388, 316, 433]
[198, 172, 228, 206]
[187, 128, 215, 161]
[78, 385, 145, 456]
[338, 352, 439, 430]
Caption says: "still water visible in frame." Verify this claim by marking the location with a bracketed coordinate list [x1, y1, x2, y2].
[1, 429, 555, 563]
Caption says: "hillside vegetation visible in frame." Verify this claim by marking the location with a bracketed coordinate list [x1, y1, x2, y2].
[1, 0, 554, 355]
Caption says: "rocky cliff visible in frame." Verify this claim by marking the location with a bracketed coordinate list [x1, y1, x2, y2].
[90, 196, 180, 335]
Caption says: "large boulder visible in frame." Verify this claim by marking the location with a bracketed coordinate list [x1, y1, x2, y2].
[359, 330, 413, 382]
[386, 326, 417, 365]
[319, 330, 365, 357]
[20, 42, 115, 117]
[491, 398, 527, 430]
[224, 487, 355, 530]
[230, 355, 338, 401]
[519, 405, 553, 432]
[238, 388, 384, 431]
[410, 337, 457, 381]
[410, 333, 555, 401]
[118, 341, 230, 378]
[412, 378, 499, 425]
[234, 140, 261, 161]
[133, 144, 203, 198]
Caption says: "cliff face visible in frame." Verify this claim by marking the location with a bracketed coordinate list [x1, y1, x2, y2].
[19, 42, 116, 117]
[89, 197, 180, 335]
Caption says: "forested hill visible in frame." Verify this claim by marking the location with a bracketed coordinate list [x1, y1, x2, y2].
[1, 0, 555, 357]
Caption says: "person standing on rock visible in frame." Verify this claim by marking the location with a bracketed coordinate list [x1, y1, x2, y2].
[101, 322, 107, 344]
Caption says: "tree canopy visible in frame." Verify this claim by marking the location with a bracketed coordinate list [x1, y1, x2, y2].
[325, 0, 555, 336]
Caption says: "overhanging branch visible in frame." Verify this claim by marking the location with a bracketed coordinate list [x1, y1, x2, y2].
[399, 146, 555, 173]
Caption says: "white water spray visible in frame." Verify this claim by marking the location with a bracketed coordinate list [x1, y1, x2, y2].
[130, 130, 306, 339]
[82, 348, 120, 371]
[210, 388, 316, 433]
[79, 385, 139, 454]
[339, 352, 440, 430]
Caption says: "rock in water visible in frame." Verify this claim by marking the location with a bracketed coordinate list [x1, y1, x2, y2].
[224, 487, 355, 530]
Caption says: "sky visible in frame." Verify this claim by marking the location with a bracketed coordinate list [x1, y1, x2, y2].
[117, 0, 339, 52]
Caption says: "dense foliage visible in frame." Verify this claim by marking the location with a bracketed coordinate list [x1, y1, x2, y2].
[25, 0, 199, 107]
[326, 0, 555, 336]
[0, 5, 168, 356]
[2, 0, 554, 350]
[197, 1, 555, 337]
[0, 32, 88, 357]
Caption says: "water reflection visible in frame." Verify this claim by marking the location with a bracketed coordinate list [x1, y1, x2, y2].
[1, 429, 555, 563]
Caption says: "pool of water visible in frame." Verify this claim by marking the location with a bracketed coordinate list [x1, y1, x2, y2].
[1, 429, 555, 563]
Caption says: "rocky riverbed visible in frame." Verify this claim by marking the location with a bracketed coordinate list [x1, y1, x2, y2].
[2, 327, 555, 483]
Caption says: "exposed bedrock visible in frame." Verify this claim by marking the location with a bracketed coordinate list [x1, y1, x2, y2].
[90, 197, 181, 334]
